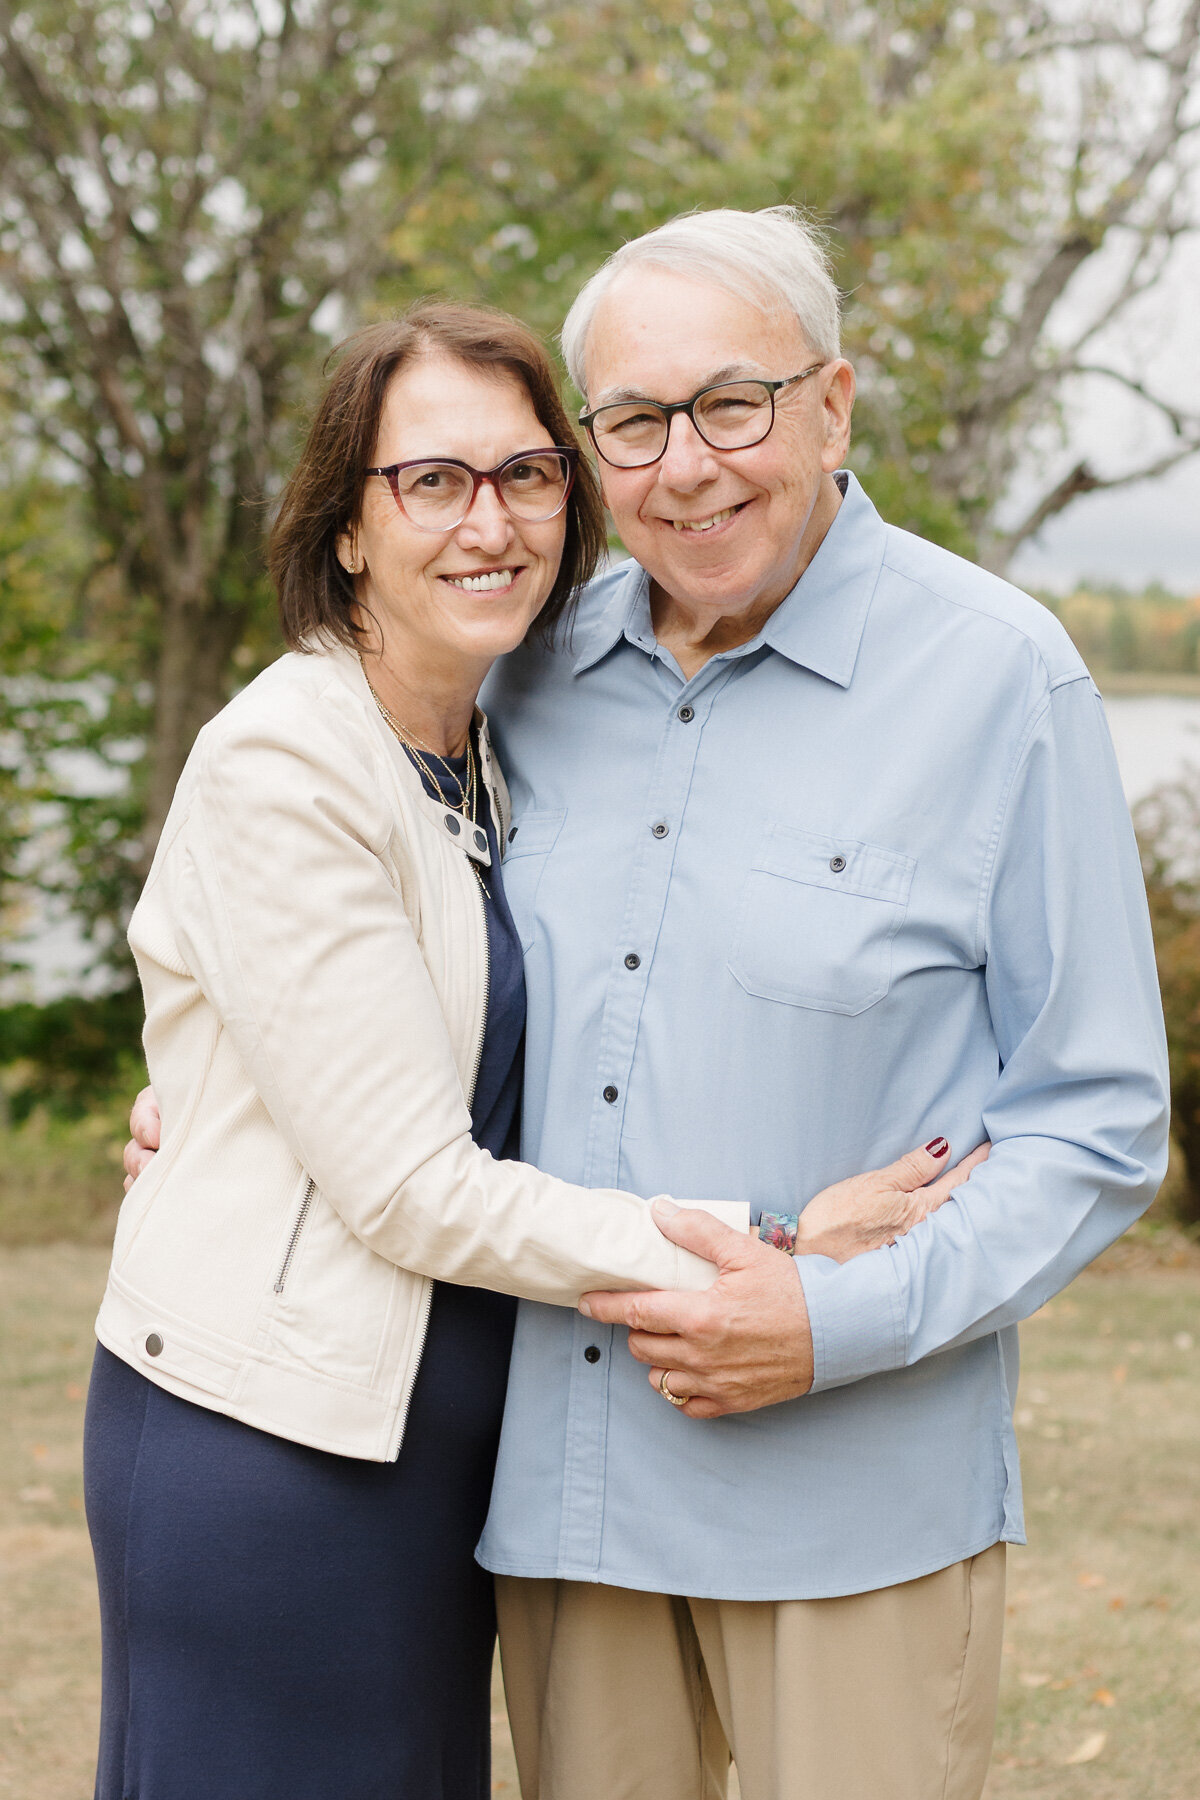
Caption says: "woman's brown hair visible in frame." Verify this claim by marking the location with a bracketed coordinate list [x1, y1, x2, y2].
[269, 301, 608, 652]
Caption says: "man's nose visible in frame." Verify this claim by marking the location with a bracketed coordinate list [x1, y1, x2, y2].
[656, 410, 722, 491]
[455, 480, 515, 554]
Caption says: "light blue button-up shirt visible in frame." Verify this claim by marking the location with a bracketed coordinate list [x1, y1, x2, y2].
[475, 473, 1168, 1601]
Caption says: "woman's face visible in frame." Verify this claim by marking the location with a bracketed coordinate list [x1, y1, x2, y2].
[339, 353, 568, 678]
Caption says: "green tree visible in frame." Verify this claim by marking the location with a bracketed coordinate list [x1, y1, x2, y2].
[2, 0, 1198, 998]
[1137, 780, 1200, 1228]
[0, 0, 492, 878]
[440, 0, 1200, 567]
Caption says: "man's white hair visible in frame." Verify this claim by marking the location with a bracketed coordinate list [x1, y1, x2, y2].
[560, 205, 841, 397]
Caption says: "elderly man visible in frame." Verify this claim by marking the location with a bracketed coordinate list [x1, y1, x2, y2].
[126, 207, 1166, 1798]
[471, 207, 1168, 1800]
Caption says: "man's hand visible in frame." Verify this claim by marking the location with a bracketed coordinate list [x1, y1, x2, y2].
[579, 1138, 989, 1419]
[123, 1085, 161, 1191]
[580, 1205, 814, 1419]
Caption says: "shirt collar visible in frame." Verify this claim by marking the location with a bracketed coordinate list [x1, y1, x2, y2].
[570, 471, 887, 688]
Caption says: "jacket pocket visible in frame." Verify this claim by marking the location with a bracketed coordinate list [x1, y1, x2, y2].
[728, 824, 914, 1014]
[501, 808, 566, 952]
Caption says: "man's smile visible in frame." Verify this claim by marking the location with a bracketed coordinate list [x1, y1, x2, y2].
[659, 500, 751, 536]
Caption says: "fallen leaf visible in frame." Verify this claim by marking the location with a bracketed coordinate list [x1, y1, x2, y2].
[1111, 1364, 1127, 1383]
[1173, 1331, 1194, 1350]
[31, 1443, 47, 1463]
[1050, 1679, 1075, 1691]
[1019, 1672, 1052, 1688]
[18, 1485, 54, 1504]
[1108, 1597, 1126, 1611]
[1148, 1597, 1171, 1611]
[1077, 1572, 1106, 1589]
[65, 1382, 83, 1401]
[1062, 1731, 1106, 1765]
[1092, 1688, 1116, 1708]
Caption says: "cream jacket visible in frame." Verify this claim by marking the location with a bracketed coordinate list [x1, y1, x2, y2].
[96, 644, 713, 1460]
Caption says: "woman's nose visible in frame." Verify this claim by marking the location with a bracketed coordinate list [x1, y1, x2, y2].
[455, 480, 515, 553]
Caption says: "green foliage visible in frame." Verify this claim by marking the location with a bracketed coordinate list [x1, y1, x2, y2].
[397, 0, 1040, 552]
[1049, 586, 1200, 680]
[0, 989, 144, 1121]
[1137, 783, 1200, 1229]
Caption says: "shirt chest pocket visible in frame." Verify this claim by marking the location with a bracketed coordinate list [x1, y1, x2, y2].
[501, 808, 566, 952]
[728, 825, 915, 1015]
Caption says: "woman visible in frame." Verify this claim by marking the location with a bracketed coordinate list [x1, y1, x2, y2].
[94, 302, 972, 1800]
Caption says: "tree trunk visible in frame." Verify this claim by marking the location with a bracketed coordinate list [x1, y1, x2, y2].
[140, 588, 250, 876]
[1167, 1081, 1200, 1230]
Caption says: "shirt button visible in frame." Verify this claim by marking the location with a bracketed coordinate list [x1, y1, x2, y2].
[584, 1345, 602, 1364]
[677, 704, 695, 722]
[507, 825, 518, 843]
[624, 952, 641, 970]
[829, 854, 847, 873]
[603, 1084, 619, 1104]
[651, 822, 669, 838]
[145, 1332, 164, 1357]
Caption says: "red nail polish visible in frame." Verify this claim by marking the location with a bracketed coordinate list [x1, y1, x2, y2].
[925, 1137, 949, 1158]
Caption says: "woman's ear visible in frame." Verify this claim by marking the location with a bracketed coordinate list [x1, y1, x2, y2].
[335, 531, 362, 575]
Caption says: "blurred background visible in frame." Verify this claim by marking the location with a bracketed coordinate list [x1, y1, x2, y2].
[0, 3, 1198, 1796]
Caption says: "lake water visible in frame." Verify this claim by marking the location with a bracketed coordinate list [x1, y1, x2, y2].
[7, 692, 1200, 1000]
[1103, 694, 1200, 805]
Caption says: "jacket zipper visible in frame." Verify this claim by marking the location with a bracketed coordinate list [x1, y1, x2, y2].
[273, 1177, 315, 1293]
[389, 843, 491, 1458]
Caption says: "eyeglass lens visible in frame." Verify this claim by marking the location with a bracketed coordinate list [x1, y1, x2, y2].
[590, 381, 775, 467]
[394, 452, 572, 528]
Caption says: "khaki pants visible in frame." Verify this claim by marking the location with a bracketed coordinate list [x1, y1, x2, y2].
[496, 1544, 1005, 1800]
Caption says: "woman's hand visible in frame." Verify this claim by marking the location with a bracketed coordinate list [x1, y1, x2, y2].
[795, 1138, 990, 1263]
[123, 1086, 161, 1191]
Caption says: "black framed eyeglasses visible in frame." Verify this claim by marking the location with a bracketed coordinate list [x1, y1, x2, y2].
[364, 447, 579, 532]
[579, 366, 827, 469]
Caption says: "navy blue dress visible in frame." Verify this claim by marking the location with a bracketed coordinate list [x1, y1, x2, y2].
[85, 741, 526, 1800]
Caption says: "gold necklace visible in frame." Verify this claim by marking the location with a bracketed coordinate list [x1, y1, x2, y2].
[361, 663, 492, 899]
[361, 667, 476, 821]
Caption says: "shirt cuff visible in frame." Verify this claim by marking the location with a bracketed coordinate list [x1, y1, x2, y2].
[795, 1247, 907, 1393]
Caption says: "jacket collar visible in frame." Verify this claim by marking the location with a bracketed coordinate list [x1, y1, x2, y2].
[571, 472, 886, 689]
[318, 640, 507, 861]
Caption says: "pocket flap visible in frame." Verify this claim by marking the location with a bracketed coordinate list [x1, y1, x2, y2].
[757, 825, 914, 906]
[503, 808, 566, 861]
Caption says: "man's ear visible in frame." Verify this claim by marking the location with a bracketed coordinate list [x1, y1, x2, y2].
[820, 360, 856, 472]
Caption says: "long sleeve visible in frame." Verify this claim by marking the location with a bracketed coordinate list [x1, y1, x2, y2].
[796, 673, 1169, 1392]
[154, 688, 715, 1307]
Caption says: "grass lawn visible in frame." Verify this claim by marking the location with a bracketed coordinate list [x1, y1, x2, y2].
[1, 1243, 1197, 1799]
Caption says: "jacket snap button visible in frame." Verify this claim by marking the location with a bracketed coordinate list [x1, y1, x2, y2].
[473, 829, 487, 852]
[584, 1345, 602, 1364]
[651, 822, 669, 839]
[603, 1084, 619, 1104]
[444, 813, 462, 836]
[829, 855, 847, 873]
[145, 1332, 164, 1357]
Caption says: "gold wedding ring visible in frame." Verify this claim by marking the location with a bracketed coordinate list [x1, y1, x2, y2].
[659, 1369, 688, 1408]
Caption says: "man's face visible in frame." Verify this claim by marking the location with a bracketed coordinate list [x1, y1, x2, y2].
[583, 269, 854, 620]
